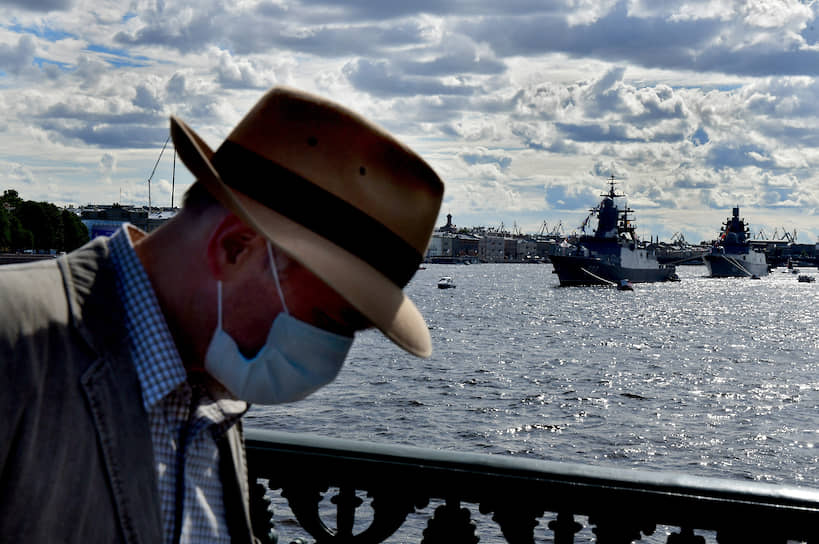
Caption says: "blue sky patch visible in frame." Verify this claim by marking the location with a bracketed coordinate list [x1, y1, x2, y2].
[691, 126, 709, 146]
[33, 57, 71, 71]
[86, 43, 150, 61]
[85, 43, 151, 68]
[8, 23, 76, 42]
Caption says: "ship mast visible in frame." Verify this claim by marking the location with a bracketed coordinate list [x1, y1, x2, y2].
[606, 175, 637, 241]
[602, 174, 625, 200]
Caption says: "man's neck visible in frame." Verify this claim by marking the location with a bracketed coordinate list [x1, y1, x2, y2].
[133, 214, 216, 377]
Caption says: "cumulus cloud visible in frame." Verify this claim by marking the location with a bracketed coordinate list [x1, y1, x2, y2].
[6, 162, 36, 185]
[215, 51, 274, 89]
[0, 0, 75, 12]
[545, 181, 599, 212]
[133, 82, 163, 112]
[0, 35, 37, 75]
[396, 33, 506, 76]
[458, 147, 512, 169]
[73, 54, 108, 88]
[343, 58, 477, 97]
[98, 152, 115, 183]
[0, 0, 818, 242]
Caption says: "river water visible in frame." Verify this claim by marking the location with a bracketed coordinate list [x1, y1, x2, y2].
[246, 262, 819, 542]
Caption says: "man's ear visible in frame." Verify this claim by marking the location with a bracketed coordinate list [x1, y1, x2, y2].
[206, 213, 262, 280]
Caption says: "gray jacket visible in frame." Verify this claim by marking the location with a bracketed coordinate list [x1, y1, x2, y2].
[0, 238, 254, 543]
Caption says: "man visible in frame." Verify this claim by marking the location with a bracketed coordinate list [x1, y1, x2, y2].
[0, 87, 444, 543]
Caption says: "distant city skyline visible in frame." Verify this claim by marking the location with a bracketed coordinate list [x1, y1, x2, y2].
[1, 1, 818, 244]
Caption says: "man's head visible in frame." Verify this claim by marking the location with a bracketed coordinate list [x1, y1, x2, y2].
[171, 86, 444, 357]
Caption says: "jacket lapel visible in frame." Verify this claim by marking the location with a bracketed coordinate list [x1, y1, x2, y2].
[60, 240, 163, 544]
[82, 355, 163, 544]
[219, 423, 255, 544]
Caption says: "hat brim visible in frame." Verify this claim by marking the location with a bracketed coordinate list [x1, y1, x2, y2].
[171, 115, 432, 357]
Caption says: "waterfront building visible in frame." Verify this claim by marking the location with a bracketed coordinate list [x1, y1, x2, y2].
[478, 234, 505, 262]
[437, 213, 457, 233]
[426, 232, 454, 260]
[80, 204, 177, 238]
[426, 231, 480, 263]
[427, 213, 481, 263]
[516, 238, 537, 261]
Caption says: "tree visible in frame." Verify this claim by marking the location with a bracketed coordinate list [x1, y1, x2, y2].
[0, 207, 10, 250]
[10, 215, 32, 251]
[16, 201, 55, 251]
[61, 209, 89, 251]
[0, 190, 89, 253]
[1, 189, 23, 210]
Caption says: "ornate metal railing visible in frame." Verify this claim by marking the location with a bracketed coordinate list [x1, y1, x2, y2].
[246, 428, 819, 543]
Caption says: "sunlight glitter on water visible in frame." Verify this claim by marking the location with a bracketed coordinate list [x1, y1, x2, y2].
[248, 263, 819, 488]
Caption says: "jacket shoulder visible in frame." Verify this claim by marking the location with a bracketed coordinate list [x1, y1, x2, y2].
[0, 257, 69, 339]
[0, 239, 111, 331]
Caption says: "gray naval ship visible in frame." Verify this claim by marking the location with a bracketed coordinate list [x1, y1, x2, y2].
[704, 207, 769, 278]
[549, 176, 677, 286]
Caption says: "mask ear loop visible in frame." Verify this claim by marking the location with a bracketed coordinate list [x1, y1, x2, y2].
[267, 241, 290, 315]
[216, 280, 224, 331]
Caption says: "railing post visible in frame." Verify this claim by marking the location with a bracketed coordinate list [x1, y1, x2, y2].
[589, 513, 655, 544]
[548, 512, 583, 544]
[331, 487, 363, 539]
[250, 480, 277, 544]
[667, 527, 704, 544]
[422, 499, 478, 544]
[479, 497, 543, 544]
[279, 481, 334, 541]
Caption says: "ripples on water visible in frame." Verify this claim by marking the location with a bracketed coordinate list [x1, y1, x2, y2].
[247, 263, 819, 539]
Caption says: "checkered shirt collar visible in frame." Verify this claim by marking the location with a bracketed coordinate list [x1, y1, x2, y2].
[108, 224, 188, 412]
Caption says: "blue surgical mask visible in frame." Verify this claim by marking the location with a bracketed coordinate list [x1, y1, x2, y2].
[204, 243, 353, 404]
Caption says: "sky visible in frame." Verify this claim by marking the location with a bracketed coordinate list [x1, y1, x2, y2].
[1, 0, 818, 244]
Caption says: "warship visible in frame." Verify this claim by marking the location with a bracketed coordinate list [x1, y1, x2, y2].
[549, 176, 677, 286]
[704, 207, 768, 278]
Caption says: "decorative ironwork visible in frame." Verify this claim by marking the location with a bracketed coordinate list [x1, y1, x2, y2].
[422, 499, 478, 544]
[479, 497, 543, 544]
[589, 514, 655, 543]
[667, 527, 705, 544]
[260, 475, 426, 542]
[547, 513, 583, 544]
[245, 428, 819, 544]
[715, 528, 789, 544]
[330, 487, 363, 539]
[250, 480, 277, 544]
[278, 481, 330, 541]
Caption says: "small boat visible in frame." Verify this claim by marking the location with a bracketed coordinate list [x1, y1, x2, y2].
[617, 279, 634, 291]
[437, 276, 456, 289]
[798, 274, 815, 283]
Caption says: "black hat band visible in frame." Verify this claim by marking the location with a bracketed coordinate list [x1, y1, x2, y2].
[211, 140, 422, 288]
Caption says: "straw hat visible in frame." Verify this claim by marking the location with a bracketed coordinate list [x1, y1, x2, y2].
[170, 86, 444, 357]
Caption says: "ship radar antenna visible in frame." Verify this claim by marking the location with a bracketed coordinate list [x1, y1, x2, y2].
[603, 174, 625, 199]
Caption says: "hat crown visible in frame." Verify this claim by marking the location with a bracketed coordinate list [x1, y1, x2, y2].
[225, 88, 443, 255]
[170, 86, 444, 357]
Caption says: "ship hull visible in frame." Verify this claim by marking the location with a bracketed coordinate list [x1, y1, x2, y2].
[704, 253, 768, 277]
[549, 255, 676, 286]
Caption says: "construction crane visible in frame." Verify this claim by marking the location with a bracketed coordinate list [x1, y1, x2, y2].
[670, 232, 686, 246]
